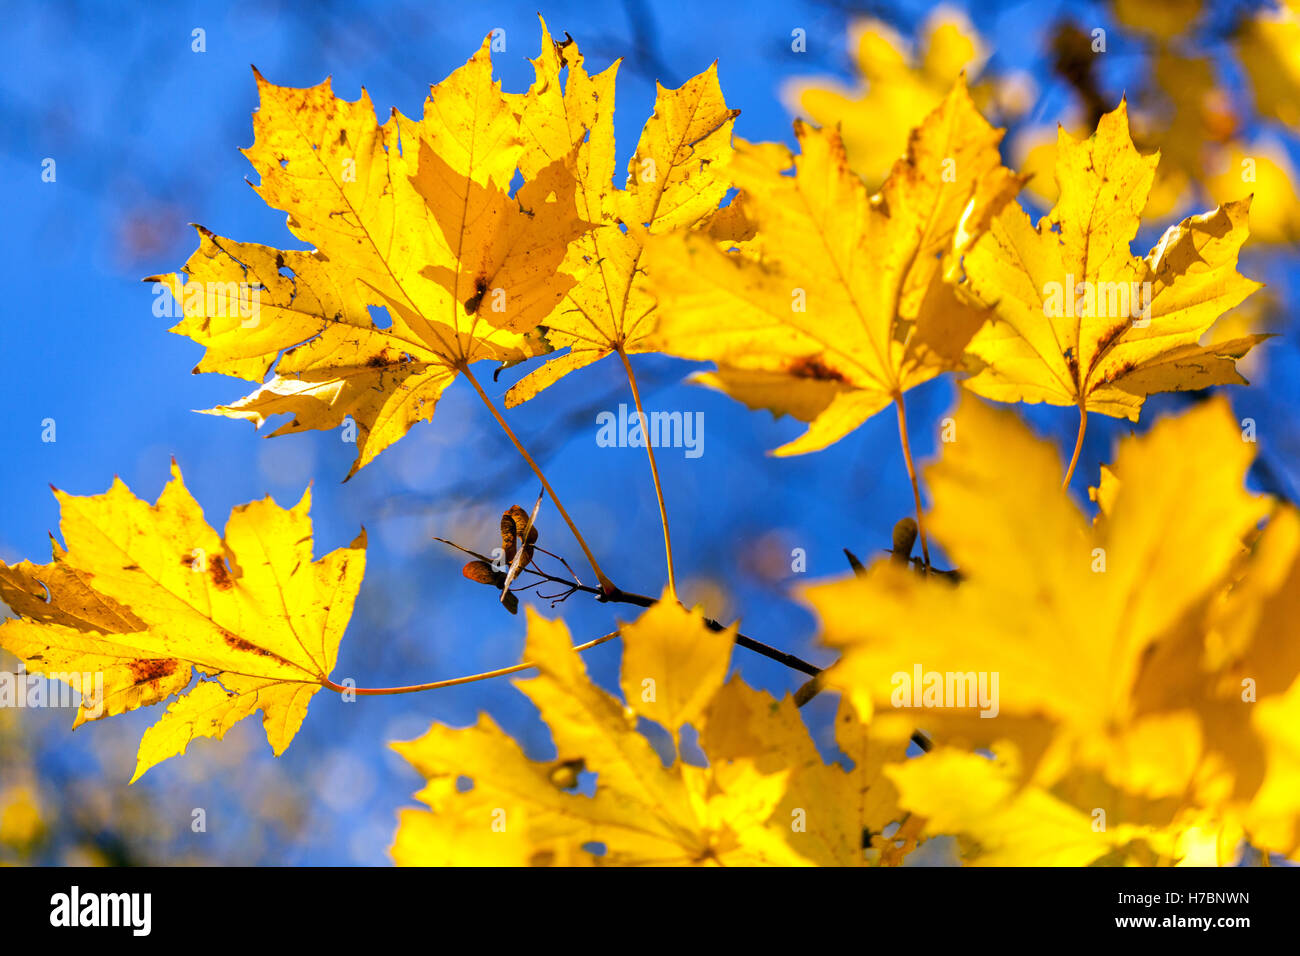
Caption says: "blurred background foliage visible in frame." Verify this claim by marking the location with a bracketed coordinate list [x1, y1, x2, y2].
[1, 0, 1296, 864]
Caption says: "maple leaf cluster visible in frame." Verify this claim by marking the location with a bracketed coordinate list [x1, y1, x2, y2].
[3, 13, 1297, 867]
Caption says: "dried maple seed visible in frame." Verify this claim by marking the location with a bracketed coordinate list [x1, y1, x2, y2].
[462, 560, 501, 587]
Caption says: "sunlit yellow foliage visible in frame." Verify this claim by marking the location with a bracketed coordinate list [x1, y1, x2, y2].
[391, 600, 917, 866]
[807, 396, 1300, 863]
[0, 464, 365, 781]
[959, 103, 1265, 420]
[644, 80, 1019, 454]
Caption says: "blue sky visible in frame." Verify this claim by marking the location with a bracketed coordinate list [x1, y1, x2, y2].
[1, 0, 1294, 864]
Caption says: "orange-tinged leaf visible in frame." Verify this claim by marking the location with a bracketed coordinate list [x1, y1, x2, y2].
[0, 463, 365, 782]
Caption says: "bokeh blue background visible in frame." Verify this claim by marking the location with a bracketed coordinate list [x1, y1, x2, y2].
[1, 0, 1294, 864]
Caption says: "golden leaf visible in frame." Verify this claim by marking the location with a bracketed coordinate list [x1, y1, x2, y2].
[959, 101, 1266, 420]
[642, 80, 1020, 454]
[502, 19, 740, 406]
[392, 600, 917, 866]
[0, 463, 365, 781]
[149, 34, 592, 476]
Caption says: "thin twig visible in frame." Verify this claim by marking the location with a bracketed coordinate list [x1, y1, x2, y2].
[437, 536, 821, 677]
[434, 535, 932, 752]
[459, 362, 617, 594]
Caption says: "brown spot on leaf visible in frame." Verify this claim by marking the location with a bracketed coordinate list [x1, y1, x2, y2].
[220, 629, 284, 664]
[788, 356, 846, 382]
[463, 275, 489, 315]
[222, 631, 259, 653]
[1087, 321, 1129, 377]
[210, 559, 234, 590]
[129, 659, 179, 686]
[1101, 360, 1137, 386]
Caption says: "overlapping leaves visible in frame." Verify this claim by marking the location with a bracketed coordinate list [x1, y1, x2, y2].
[151, 36, 590, 476]
[643, 80, 1021, 454]
[391, 598, 918, 866]
[806, 396, 1300, 863]
[501, 21, 740, 406]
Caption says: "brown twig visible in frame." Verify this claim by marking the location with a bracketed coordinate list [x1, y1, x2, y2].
[435, 538, 933, 751]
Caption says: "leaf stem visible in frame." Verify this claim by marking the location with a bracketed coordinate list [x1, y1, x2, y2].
[460, 363, 616, 594]
[1063, 402, 1088, 490]
[893, 391, 931, 568]
[617, 348, 677, 599]
[320, 631, 620, 696]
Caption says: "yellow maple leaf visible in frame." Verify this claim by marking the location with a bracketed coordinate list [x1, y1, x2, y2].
[958, 101, 1267, 439]
[617, 597, 735, 741]
[0, 463, 365, 782]
[702, 684, 920, 865]
[1238, 0, 1300, 131]
[1008, 48, 1234, 225]
[1190, 504, 1300, 855]
[1207, 140, 1300, 244]
[806, 394, 1283, 863]
[501, 21, 739, 406]
[149, 34, 591, 476]
[393, 603, 808, 866]
[886, 746, 1239, 865]
[391, 597, 920, 866]
[1249, 678, 1300, 854]
[642, 80, 1020, 455]
[783, 8, 988, 186]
